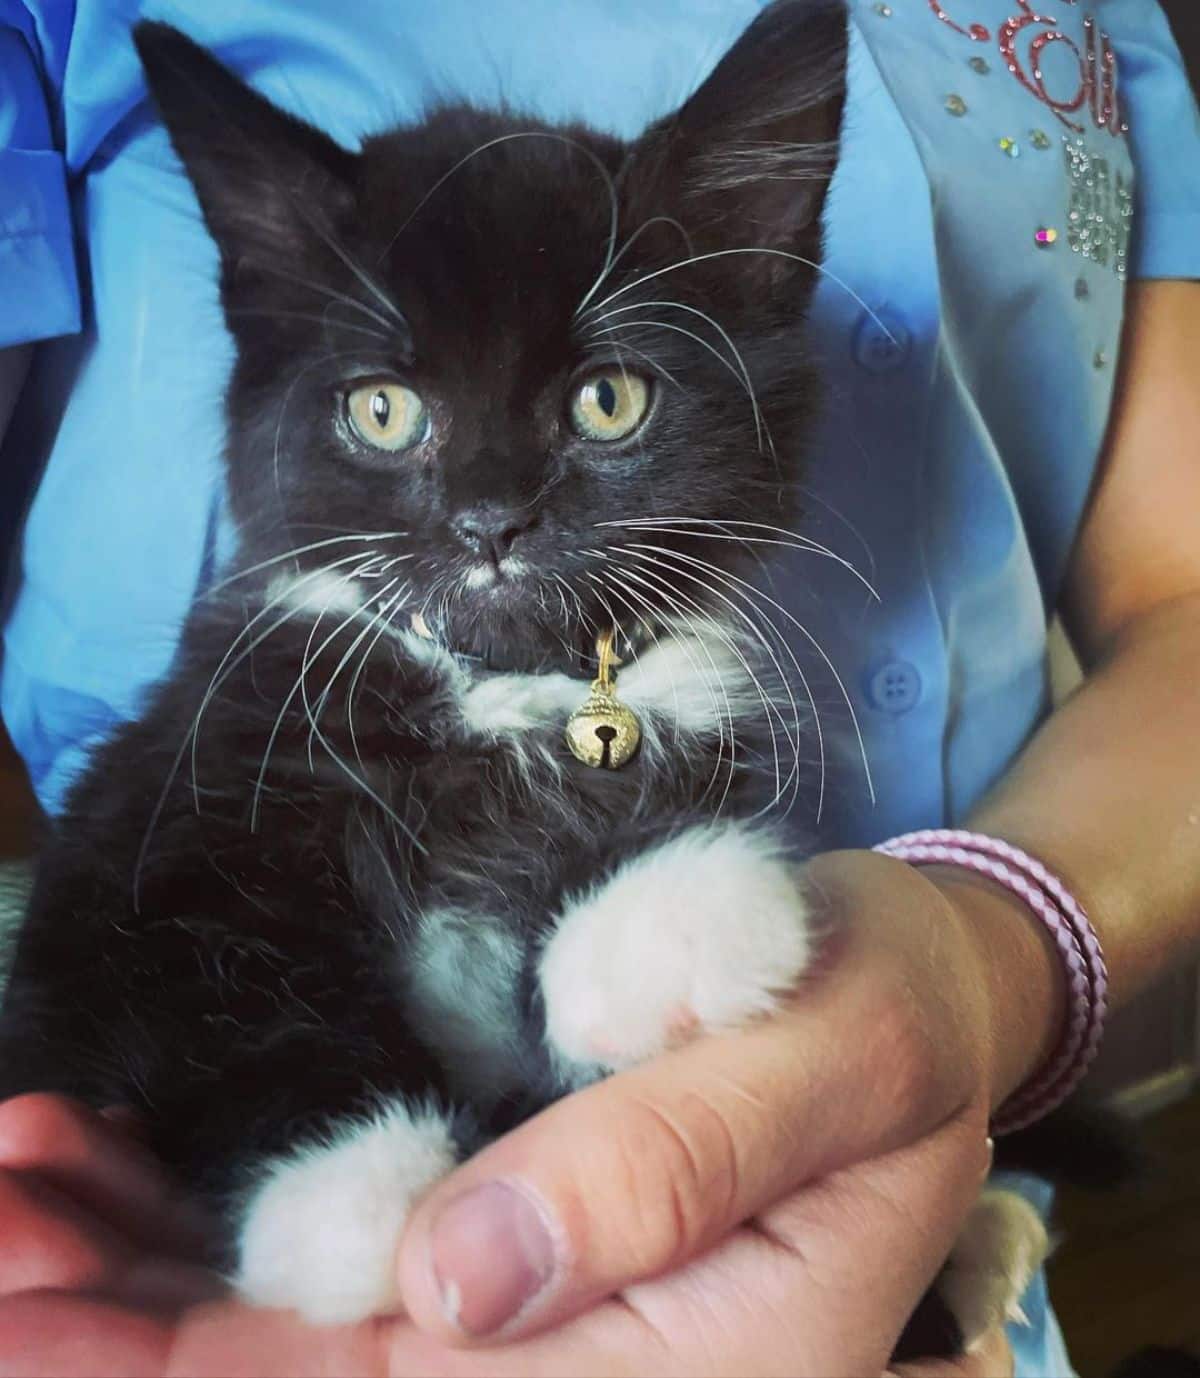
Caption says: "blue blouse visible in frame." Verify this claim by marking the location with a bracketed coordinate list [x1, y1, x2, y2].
[2, 3, 1199, 1372]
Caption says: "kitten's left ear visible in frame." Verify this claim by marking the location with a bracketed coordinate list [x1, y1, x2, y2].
[623, 0, 847, 288]
[134, 22, 356, 279]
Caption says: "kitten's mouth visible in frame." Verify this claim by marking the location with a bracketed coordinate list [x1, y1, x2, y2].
[462, 556, 529, 592]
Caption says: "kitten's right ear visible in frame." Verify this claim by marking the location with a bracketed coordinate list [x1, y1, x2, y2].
[133, 22, 356, 274]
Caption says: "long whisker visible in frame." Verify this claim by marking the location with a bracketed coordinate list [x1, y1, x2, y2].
[589, 318, 766, 451]
[621, 544, 821, 816]
[586, 299, 770, 454]
[596, 517, 879, 601]
[580, 247, 896, 343]
[249, 262, 399, 335]
[204, 533, 409, 599]
[609, 555, 801, 817]
[346, 587, 412, 774]
[133, 553, 373, 911]
[574, 214, 694, 319]
[189, 551, 382, 811]
[606, 555, 801, 816]
[223, 309, 391, 342]
[306, 576, 407, 766]
[628, 543, 875, 810]
[597, 566, 732, 802]
[592, 565, 738, 815]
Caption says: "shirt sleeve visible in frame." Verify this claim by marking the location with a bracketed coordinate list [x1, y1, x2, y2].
[1105, 0, 1200, 279]
[0, 4, 80, 346]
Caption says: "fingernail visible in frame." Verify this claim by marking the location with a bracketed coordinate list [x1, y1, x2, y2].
[428, 1180, 560, 1336]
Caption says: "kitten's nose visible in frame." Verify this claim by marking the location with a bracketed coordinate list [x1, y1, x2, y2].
[452, 506, 537, 565]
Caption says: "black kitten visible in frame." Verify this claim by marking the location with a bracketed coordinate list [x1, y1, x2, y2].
[0, 1, 1043, 1348]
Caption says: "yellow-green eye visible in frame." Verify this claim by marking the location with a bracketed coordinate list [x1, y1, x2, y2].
[570, 370, 650, 442]
[346, 382, 428, 452]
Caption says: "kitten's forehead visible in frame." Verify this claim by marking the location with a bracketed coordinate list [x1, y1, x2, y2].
[358, 114, 622, 357]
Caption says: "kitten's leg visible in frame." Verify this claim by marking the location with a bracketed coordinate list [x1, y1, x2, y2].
[539, 822, 813, 1075]
[234, 1098, 459, 1325]
[936, 1187, 1050, 1352]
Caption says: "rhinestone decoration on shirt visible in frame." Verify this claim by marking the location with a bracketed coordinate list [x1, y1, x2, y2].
[1063, 136, 1133, 278]
[927, 3, 1129, 138]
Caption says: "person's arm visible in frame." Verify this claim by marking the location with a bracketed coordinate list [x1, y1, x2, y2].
[972, 280, 1200, 1009]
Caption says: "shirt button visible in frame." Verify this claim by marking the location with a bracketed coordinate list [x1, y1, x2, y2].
[865, 659, 923, 715]
[852, 309, 912, 374]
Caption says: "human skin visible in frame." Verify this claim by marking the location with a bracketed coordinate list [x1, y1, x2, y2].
[0, 281, 1197, 1375]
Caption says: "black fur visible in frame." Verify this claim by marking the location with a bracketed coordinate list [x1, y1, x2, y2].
[0, 2, 846, 1258]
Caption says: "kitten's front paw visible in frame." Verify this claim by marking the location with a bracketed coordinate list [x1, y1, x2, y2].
[235, 1101, 456, 1325]
[939, 1187, 1050, 1351]
[540, 824, 812, 1073]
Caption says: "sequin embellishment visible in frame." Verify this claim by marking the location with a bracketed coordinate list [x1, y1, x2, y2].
[873, 2, 893, 14]
[945, 94, 969, 117]
[1063, 136, 1133, 278]
[1035, 227, 1059, 247]
[1030, 129, 1052, 150]
[969, 57, 991, 74]
[999, 137, 1021, 158]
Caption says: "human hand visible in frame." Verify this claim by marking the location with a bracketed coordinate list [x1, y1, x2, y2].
[0, 851, 1057, 1375]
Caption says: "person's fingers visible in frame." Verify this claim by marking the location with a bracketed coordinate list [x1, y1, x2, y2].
[885, 1324, 1015, 1377]
[397, 852, 988, 1345]
[618, 1110, 993, 1378]
[0, 1293, 173, 1378]
[0, 1164, 222, 1310]
[0, 1095, 208, 1257]
[381, 1112, 994, 1378]
[0, 1168, 136, 1297]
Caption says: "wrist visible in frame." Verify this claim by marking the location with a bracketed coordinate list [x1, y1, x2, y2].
[924, 865, 1068, 1110]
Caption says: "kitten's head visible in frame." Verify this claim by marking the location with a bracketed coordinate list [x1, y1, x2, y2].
[136, 4, 846, 672]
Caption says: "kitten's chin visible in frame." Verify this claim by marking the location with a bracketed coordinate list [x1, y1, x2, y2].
[430, 597, 591, 676]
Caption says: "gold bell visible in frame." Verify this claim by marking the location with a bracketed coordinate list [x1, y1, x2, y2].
[565, 630, 641, 770]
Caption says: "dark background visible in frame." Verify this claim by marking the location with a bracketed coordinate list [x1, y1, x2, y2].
[1162, 0, 1200, 93]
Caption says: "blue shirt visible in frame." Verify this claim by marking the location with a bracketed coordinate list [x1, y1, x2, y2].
[3, 3, 1200, 1373]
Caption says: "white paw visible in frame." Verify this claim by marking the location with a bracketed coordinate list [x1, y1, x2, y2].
[540, 823, 812, 1072]
[235, 1100, 456, 1325]
[940, 1188, 1051, 1351]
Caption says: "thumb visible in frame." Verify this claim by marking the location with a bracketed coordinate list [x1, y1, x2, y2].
[395, 986, 980, 1347]
[396, 1037, 781, 1344]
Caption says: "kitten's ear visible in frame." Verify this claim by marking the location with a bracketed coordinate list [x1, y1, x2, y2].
[133, 22, 356, 274]
[623, 0, 847, 287]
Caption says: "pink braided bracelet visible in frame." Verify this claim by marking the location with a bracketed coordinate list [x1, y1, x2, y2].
[872, 829, 1108, 1135]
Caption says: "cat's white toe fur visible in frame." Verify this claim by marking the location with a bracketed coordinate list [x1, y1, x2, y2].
[540, 823, 812, 1072]
[941, 1187, 1051, 1351]
[235, 1100, 456, 1325]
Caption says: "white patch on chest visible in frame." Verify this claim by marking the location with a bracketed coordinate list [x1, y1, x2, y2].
[235, 1099, 456, 1325]
[404, 909, 527, 1106]
[456, 628, 761, 750]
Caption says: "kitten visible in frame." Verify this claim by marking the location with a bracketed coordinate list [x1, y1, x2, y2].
[0, 1, 1045, 1353]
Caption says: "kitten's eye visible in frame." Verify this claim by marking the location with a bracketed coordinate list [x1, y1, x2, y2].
[346, 382, 428, 452]
[570, 370, 650, 442]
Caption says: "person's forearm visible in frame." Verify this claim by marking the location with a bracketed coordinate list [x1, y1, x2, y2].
[939, 592, 1200, 1107]
[971, 591, 1200, 1012]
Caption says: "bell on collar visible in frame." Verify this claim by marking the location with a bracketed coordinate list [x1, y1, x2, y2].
[565, 629, 641, 770]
